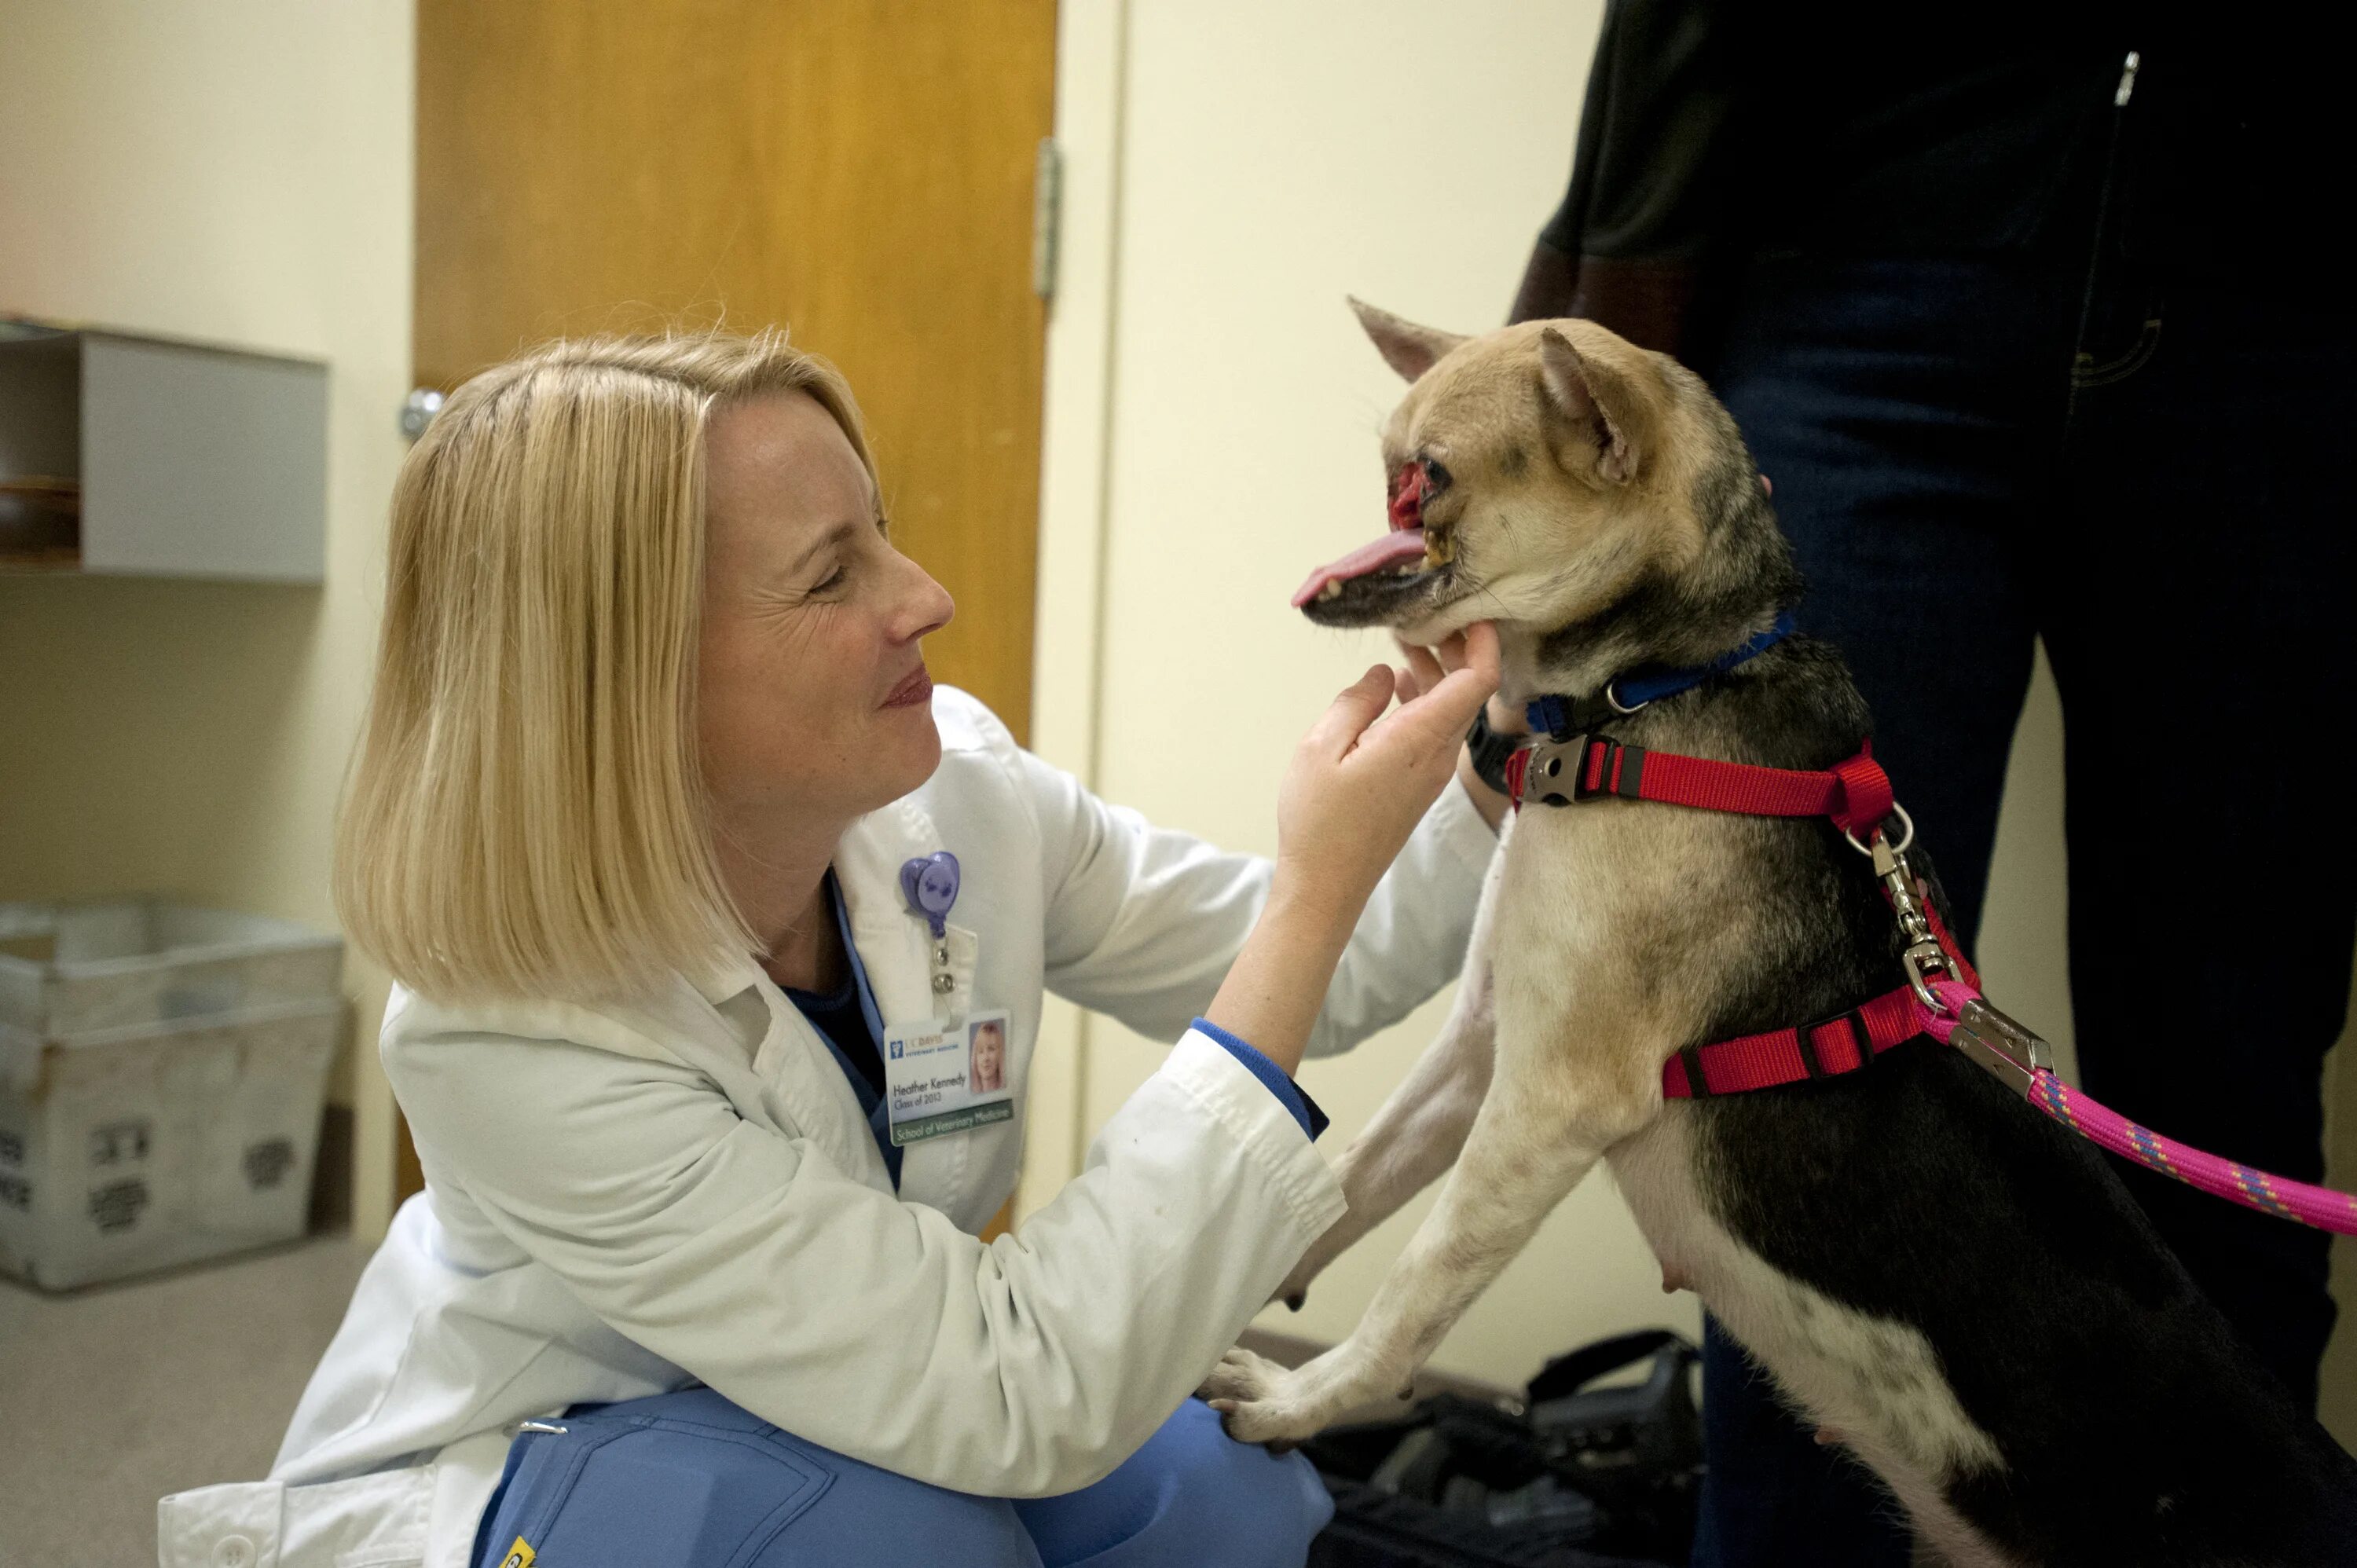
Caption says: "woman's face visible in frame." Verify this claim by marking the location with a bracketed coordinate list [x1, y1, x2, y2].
[971, 1023, 1004, 1090]
[698, 391, 955, 827]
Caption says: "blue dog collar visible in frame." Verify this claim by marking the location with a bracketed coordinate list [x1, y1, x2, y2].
[1526, 611, 1796, 739]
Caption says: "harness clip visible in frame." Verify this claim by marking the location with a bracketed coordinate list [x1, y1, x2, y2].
[1520, 734, 1648, 808]
[1519, 735, 1578, 808]
[1571, 736, 1641, 801]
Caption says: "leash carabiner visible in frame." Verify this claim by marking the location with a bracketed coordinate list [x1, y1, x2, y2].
[1845, 807, 1952, 1013]
[1899, 943, 1953, 1016]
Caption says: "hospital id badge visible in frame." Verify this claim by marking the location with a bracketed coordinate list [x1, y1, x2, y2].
[882, 1008, 1014, 1146]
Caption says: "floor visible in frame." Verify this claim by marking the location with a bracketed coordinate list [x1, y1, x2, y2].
[0, 1243, 2002, 1568]
[0, 1233, 370, 1568]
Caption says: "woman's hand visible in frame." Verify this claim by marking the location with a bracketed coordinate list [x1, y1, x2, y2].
[1395, 628, 1524, 736]
[1207, 625, 1499, 1075]
[1275, 623, 1501, 920]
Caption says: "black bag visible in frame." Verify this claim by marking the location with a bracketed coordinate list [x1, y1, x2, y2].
[1304, 1330, 1700, 1568]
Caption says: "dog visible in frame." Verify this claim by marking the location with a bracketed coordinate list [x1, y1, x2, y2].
[1197, 303, 2357, 1566]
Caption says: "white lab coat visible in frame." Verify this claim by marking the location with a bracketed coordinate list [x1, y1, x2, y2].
[158, 690, 1494, 1568]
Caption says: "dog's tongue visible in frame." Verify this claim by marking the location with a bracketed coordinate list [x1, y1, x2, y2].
[1291, 529, 1428, 607]
[1290, 460, 1436, 608]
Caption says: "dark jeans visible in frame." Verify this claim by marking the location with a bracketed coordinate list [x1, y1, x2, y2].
[1685, 243, 2357, 1566]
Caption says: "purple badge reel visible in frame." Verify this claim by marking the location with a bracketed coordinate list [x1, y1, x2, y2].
[900, 851, 961, 940]
[901, 851, 964, 1002]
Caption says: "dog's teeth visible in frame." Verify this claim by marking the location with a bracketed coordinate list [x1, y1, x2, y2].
[1317, 581, 1342, 601]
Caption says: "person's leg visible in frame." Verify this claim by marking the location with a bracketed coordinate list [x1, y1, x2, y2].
[1710, 255, 2067, 942]
[1688, 1321, 1924, 1568]
[2042, 267, 2357, 1410]
[1687, 252, 2075, 1568]
[468, 1387, 1043, 1568]
[1010, 1398, 1332, 1568]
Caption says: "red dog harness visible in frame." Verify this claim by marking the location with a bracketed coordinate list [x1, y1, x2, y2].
[1494, 661, 2357, 1233]
[1503, 733, 1894, 844]
[1502, 733, 1974, 1098]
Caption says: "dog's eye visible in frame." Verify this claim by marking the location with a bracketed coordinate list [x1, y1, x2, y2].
[1420, 458, 1453, 493]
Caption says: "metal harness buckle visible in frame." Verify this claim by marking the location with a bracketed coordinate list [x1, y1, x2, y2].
[1519, 734, 1585, 808]
[1523, 734, 1647, 808]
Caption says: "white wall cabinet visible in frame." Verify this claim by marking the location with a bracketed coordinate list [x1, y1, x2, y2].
[0, 323, 328, 582]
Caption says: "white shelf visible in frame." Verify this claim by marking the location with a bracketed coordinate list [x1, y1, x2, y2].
[0, 321, 328, 582]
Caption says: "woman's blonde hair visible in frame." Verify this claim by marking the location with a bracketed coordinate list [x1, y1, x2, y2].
[335, 329, 876, 1004]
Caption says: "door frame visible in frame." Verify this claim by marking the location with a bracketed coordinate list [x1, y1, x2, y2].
[1015, 0, 1129, 1217]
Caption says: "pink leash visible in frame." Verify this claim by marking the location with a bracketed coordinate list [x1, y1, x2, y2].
[1916, 979, 2357, 1238]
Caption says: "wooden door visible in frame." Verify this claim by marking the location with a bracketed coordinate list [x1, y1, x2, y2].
[401, 1, 1056, 1204]
[416, 0, 1052, 733]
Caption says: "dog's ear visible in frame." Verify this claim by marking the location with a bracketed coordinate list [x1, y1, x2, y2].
[1538, 327, 1638, 484]
[1349, 297, 1468, 383]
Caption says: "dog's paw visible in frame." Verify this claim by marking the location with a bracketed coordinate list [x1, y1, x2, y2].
[1197, 1346, 1336, 1448]
[1197, 1343, 1288, 1405]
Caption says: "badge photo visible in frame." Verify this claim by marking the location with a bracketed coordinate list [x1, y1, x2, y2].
[882, 1009, 1014, 1148]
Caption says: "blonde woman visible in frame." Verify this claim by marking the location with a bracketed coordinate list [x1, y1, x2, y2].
[159, 332, 1505, 1568]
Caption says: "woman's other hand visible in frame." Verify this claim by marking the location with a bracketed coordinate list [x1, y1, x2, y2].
[1395, 628, 1518, 830]
[1206, 624, 1497, 1074]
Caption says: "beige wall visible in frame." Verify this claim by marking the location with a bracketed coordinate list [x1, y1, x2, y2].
[1031, 0, 2357, 1434]
[0, 0, 414, 1237]
[1027, 0, 1694, 1382]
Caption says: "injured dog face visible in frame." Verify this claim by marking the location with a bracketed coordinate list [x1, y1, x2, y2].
[1297, 300, 1800, 709]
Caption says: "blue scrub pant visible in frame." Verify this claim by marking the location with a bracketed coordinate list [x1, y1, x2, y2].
[469, 1387, 1332, 1568]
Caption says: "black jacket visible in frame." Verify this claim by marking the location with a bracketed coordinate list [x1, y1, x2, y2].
[1516, 4, 2350, 353]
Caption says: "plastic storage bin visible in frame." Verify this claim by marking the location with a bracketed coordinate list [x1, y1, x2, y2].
[0, 901, 343, 1035]
[0, 902, 345, 1289]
